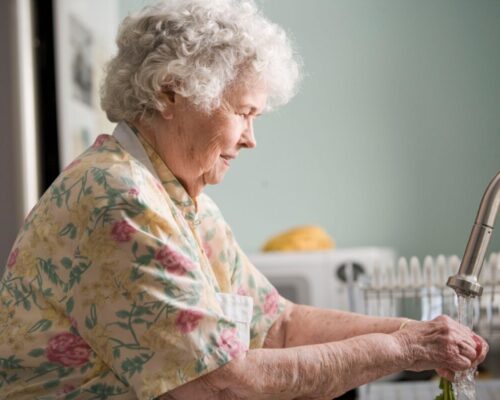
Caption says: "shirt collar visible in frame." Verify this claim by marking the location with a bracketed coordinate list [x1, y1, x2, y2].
[113, 122, 198, 219]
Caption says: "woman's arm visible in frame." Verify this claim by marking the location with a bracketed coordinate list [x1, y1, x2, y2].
[160, 315, 487, 400]
[161, 330, 407, 400]
[264, 299, 409, 349]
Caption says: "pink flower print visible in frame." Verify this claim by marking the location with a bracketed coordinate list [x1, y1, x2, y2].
[155, 245, 196, 276]
[237, 287, 248, 296]
[46, 332, 92, 367]
[111, 220, 136, 243]
[218, 328, 247, 358]
[128, 187, 140, 197]
[7, 248, 19, 270]
[92, 134, 108, 149]
[263, 288, 279, 316]
[175, 309, 204, 334]
[202, 241, 212, 258]
[63, 159, 81, 171]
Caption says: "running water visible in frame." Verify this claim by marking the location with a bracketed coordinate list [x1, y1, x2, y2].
[455, 295, 476, 400]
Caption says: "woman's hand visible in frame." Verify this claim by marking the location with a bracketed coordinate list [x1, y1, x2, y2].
[394, 315, 489, 380]
[435, 332, 489, 382]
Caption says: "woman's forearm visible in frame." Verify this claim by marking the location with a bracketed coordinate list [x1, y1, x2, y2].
[267, 301, 408, 348]
[240, 332, 408, 399]
[164, 331, 409, 400]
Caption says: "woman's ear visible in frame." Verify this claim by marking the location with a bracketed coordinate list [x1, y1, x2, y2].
[159, 88, 176, 120]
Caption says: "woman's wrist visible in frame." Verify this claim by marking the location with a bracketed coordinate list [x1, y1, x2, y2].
[391, 325, 417, 371]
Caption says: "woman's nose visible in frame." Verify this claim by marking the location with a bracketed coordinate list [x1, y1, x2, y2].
[240, 119, 256, 148]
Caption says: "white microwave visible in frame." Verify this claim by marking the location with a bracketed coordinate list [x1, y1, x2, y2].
[250, 247, 396, 312]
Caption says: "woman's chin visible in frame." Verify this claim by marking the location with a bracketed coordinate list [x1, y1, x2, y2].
[206, 175, 225, 186]
[203, 170, 227, 187]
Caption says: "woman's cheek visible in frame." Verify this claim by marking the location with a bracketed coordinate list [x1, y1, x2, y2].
[204, 147, 224, 173]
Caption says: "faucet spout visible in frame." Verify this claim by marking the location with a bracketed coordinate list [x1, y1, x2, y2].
[447, 171, 500, 297]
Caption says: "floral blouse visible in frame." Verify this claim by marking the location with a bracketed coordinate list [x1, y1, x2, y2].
[0, 122, 285, 400]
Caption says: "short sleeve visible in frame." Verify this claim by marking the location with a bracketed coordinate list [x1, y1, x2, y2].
[227, 232, 287, 349]
[68, 188, 248, 399]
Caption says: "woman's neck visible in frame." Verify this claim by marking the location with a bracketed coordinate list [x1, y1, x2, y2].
[131, 119, 203, 199]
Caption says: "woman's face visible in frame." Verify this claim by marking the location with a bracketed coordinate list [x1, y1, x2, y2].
[152, 78, 268, 197]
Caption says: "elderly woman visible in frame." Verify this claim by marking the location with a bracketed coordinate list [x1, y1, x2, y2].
[0, 0, 488, 399]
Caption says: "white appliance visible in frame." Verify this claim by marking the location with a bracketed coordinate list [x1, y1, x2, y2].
[250, 247, 396, 311]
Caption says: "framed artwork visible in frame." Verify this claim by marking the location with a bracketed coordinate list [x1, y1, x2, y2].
[53, 0, 119, 168]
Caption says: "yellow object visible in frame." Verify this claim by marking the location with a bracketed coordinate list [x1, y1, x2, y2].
[262, 225, 335, 252]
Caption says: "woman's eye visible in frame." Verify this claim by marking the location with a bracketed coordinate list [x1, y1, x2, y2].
[237, 112, 259, 119]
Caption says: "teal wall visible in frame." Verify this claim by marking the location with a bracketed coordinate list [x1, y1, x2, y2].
[120, 0, 500, 258]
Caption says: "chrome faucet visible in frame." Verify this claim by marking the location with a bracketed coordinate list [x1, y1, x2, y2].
[447, 171, 500, 297]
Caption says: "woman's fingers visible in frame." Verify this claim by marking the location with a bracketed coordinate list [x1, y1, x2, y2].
[455, 354, 473, 371]
[473, 335, 482, 354]
[472, 334, 489, 366]
[430, 316, 488, 372]
[459, 333, 488, 367]
[458, 341, 477, 361]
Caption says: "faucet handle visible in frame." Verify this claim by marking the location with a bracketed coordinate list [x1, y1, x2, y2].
[448, 171, 500, 297]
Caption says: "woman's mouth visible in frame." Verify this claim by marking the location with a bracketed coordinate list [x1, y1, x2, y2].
[220, 154, 236, 166]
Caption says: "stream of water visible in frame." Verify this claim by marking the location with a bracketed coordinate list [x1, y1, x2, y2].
[455, 295, 477, 400]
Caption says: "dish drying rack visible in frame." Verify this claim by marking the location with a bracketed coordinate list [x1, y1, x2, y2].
[348, 252, 500, 343]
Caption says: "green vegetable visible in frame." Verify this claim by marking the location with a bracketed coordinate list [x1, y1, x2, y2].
[434, 378, 455, 400]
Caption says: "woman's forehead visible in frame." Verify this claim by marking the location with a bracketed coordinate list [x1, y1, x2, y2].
[225, 79, 268, 110]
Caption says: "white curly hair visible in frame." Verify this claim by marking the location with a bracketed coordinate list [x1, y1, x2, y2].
[100, 0, 301, 123]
